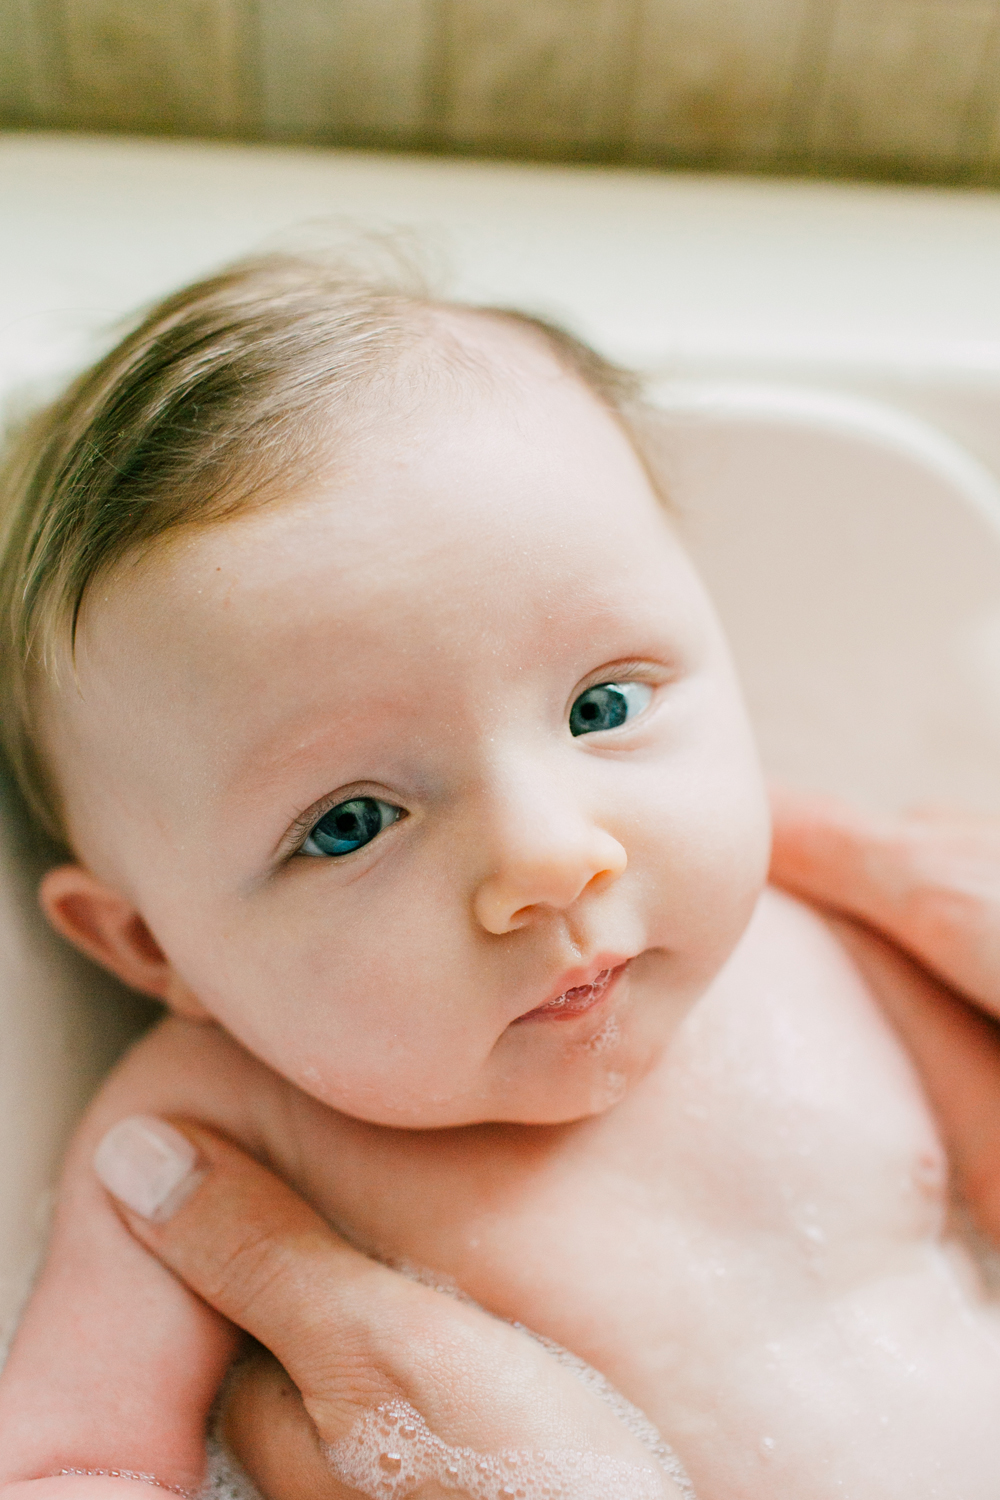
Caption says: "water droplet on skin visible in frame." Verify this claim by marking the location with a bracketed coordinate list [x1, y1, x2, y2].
[379, 1452, 403, 1474]
[399, 1423, 417, 1439]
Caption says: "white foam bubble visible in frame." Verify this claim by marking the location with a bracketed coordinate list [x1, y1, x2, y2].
[383, 1265, 694, 1496]
[201, 1274, 697, 1500]
[581, 1015, 621, 1054]
[201, 1437, 265, 1500]
[514, 1327, 695, 1499]
[59, 1469, 193, 1498]
[325, 1398, 669, 1500]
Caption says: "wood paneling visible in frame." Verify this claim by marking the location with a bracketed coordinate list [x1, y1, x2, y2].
[259, 0, 435, 142]
[628, 0, 816, 163]
[0, 0, 62, 123]
[807, 0, 999, 169]
[59, 0, 252, 135]
[438, 0, 635, 152]
[4, 0, 1000, 182]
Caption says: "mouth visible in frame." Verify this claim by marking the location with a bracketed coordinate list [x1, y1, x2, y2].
[513, 958, 633, 1024]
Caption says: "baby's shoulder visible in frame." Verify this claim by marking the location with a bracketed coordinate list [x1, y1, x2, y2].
[71, 1014, 344, 1186]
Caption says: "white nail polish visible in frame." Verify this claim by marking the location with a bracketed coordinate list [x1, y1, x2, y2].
[94, 1115, 203, 1222]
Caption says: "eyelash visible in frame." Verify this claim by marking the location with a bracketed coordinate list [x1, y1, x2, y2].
[284, 662, 666, 859]
[578, 659, 662, 690]
[572, 662, 666, 711]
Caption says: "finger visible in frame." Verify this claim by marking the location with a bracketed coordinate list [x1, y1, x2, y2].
[769, 787, 1000, 1017]
[91, 1119, 658, 1459]
[92, 1116, 431, 1435]
[220, 1348, 683, 1500]
[93, 1118, 687, 1496]
[220, 1349, 352, 1500]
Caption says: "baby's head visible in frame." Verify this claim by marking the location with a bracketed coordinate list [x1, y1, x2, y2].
[0, 253, 770, 1128]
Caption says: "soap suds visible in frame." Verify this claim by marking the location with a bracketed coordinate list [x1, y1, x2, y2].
[381, 1262, 693, 1494]
[59, 1470, 194, 1498]
[201, 1438, 266, 1500]
[325, 1398, 669, 1500]
[200, 1302, 696, 1500]
[514, 1327, 694, 1497]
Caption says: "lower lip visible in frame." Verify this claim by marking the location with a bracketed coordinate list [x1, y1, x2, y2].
[514, 962, 630, 1023]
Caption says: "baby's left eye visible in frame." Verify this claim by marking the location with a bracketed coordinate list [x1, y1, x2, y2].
[569, 681, 653, 736]
[300, 797, 403, 857]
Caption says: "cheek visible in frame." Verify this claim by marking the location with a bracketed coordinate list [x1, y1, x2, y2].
[680, 733, 770, 894]
[156, 872, 488, 1097]
[692, 672, 771, 878]
[632, 711, 770, 957]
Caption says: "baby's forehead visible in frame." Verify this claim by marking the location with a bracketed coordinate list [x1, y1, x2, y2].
[68, 310, 666, 700]
[74, 353, 662, 682]
[394, 305, 603, 422]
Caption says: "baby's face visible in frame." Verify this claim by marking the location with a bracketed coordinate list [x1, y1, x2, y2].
[51, 319, 770, 1127]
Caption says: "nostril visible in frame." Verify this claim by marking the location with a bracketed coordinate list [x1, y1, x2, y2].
[587, 866, 623, 896]
[473, 833, 627, 934]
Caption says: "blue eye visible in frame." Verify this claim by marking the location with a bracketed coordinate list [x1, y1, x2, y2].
[569, 681, 652, 736]
[301, 797, 403, 857]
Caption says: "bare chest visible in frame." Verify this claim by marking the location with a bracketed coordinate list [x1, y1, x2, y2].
[289, 896, 981, 1492]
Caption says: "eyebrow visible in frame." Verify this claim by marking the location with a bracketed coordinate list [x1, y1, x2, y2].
[227, 718, 364, 805]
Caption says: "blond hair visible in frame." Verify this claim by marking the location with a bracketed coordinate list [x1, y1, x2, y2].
[0, 251, 643, 846]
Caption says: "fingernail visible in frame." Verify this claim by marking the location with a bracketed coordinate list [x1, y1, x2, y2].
[94, 1115, 203, 1222]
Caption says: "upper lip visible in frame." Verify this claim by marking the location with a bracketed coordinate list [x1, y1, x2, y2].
[515, 953, 635, 1021]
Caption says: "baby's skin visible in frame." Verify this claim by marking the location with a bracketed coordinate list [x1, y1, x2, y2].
[2, 312, 1000, 1499]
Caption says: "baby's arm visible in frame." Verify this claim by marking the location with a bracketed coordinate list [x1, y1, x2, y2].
[0, 1017, 292, 1499]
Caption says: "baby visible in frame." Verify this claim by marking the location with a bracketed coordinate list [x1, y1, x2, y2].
[1, 252, 999, 1500]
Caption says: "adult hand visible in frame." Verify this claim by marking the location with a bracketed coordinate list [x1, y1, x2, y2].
[770, 788, 1000, 1242]
[95, 1118, 687, 1500]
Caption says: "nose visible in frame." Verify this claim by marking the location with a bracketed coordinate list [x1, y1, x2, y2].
[472, 794, 627, 936]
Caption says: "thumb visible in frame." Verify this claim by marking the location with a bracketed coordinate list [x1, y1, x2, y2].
[91, 1115, 420, 1436]
[93, 1117, 688, 1498]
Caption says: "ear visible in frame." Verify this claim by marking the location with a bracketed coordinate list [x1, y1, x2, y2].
[38, 863, 211, 1021]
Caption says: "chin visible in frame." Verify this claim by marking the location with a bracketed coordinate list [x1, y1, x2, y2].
[490, 1039, 665, 1126]
[489, 1075, 633, 1126]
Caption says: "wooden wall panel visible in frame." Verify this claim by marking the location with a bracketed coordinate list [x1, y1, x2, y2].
[0, 0, 62, 123]
[981, 58, 1000, 171]
[807, 0, 998, 169]
[259, 0, 434, 142]
[628, 0, 814, 162]
[5, 0, 1000, 183]
[58, 0, 253, 135]
[437, 0, 635, 153]
[962, 14, 1000, 172]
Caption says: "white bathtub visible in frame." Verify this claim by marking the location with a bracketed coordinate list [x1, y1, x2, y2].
[4, 132, 1000, 1349]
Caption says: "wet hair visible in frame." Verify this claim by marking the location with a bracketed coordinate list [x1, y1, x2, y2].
[0, 250, 650, 846]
